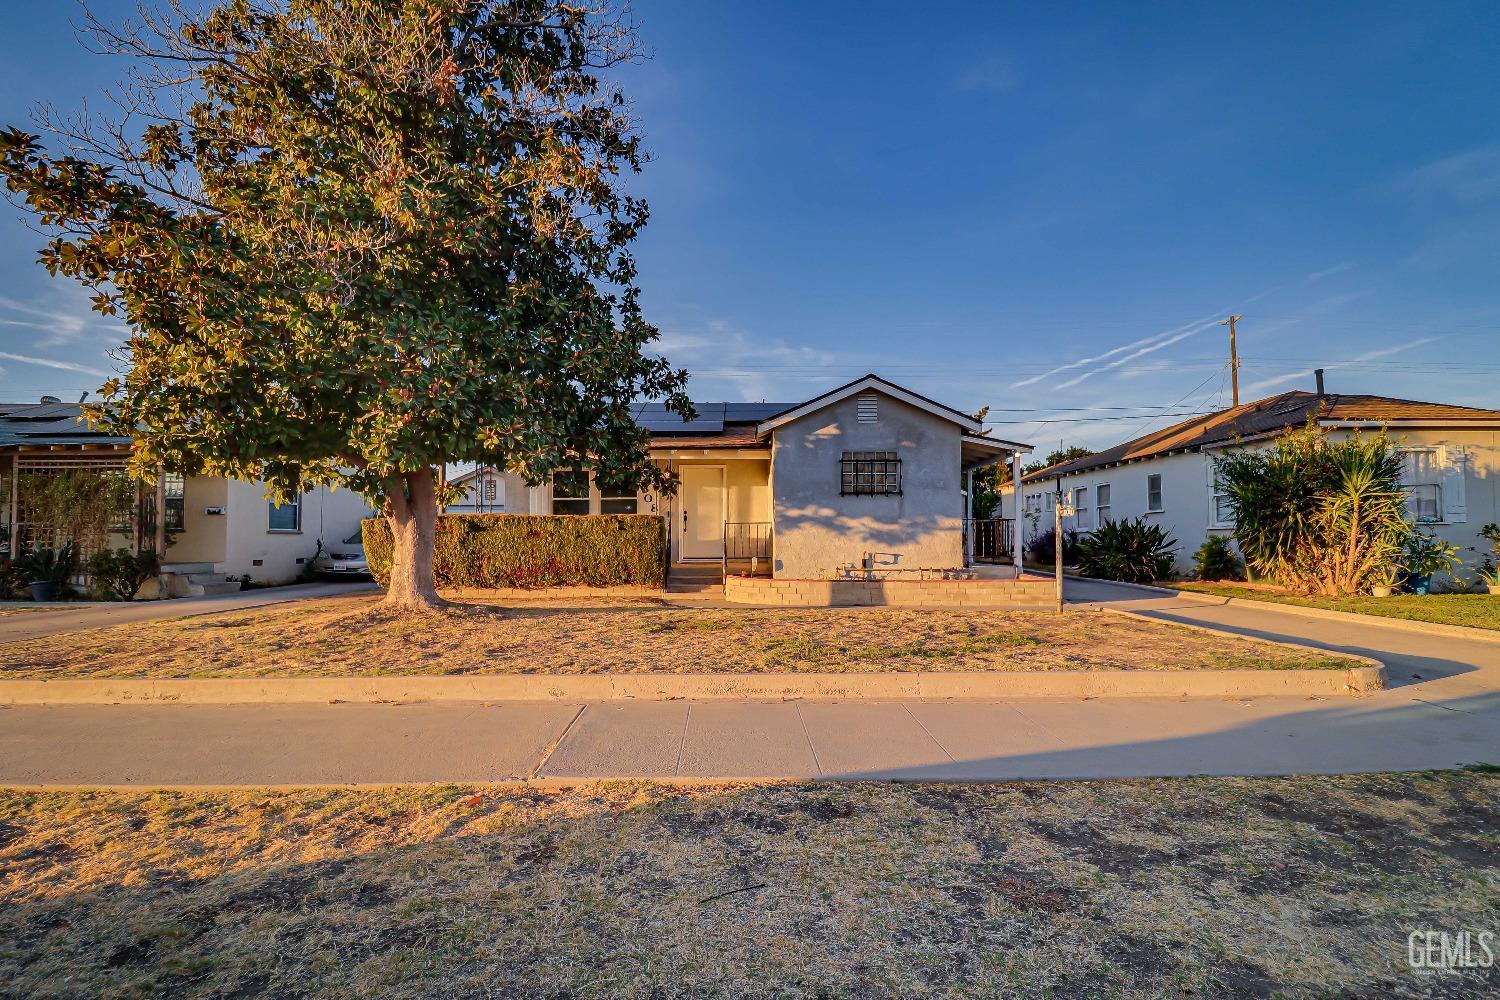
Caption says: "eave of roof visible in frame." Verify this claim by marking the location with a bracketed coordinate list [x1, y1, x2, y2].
[756, 373, 985, 435]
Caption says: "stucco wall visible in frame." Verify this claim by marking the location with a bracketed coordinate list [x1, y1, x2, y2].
[770, 393, 963, 578]
[1003, 426, 1500, 581]
[221, 479, 375, 584]
[163, 477, 229, 564]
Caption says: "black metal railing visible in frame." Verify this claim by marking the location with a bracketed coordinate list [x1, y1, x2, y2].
[963, 518, 1014, 564]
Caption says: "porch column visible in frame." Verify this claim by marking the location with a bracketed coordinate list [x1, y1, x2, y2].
[7, 456, 18, 553]
[153, 467, 167, 556]
[1011, 452, 1024, 574]
[964, 468, 974, 566]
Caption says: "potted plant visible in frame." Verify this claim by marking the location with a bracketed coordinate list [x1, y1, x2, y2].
[1399, 530, 1461, 596]
[1475, 555, 1500, 596]
[1479, 524, 1500, 595]
[17, 543, 78, 602]
[1369, 564, 1399, 598]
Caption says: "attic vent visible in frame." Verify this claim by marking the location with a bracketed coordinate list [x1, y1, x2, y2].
[857, 392, 878, 424]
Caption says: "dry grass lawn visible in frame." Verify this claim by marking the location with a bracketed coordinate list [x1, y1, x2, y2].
[0, 773, 1495, 998]
[0, 594, 1357, 678]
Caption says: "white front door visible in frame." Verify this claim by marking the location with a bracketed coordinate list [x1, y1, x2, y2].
[679, 466, 725, 560]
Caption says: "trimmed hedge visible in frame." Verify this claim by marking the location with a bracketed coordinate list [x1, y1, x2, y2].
[363, 514, 667, 590]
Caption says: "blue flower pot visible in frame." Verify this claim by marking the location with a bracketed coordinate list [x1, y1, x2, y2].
[1407, 574, 1431, 596]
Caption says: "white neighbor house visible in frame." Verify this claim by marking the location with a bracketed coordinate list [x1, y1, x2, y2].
[1000, 385, 1500, 584]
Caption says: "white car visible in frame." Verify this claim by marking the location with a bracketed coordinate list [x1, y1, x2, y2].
[312, 531, 370, 578]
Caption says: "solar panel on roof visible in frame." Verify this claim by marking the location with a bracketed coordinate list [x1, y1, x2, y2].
[634, 401, 724, 433]
[723, 402, 793, 422]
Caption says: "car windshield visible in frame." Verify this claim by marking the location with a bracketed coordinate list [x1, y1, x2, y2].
[342, 532, 363, 546]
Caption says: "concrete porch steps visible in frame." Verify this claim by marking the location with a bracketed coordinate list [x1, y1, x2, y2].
[667, 564, 724, 595]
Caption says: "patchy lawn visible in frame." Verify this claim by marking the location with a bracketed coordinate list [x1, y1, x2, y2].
[0, 774, 1495, 998]
[0, 595, 1358, 678]
[1173, 581, 1500, 631]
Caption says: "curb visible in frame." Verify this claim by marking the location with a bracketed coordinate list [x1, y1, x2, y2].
[1159, 590, 1500, 646]
[0, 662, 1385, 705]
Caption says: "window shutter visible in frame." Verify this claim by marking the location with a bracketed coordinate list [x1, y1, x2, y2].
[1441, 445, 1468, 523]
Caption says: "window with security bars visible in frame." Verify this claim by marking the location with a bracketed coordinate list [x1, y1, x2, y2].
[840, 451, 901, 496]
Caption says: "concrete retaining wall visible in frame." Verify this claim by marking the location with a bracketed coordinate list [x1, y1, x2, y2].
[724, 575, 1057, 607]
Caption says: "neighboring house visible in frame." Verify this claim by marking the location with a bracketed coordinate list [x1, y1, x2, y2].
[999, 384, 1500, 580]
[474, 374, 1033, 579]
[446, 466, 507, 513]
[0, 399, 374, 592]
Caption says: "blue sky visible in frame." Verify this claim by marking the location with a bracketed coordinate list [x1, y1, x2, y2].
[1, 2, 1497, 451]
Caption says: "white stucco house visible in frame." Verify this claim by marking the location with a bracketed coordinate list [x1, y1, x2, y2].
[1, 399, 375, 594]
[999, 383, 1500, 581]
[468, 374, 1033, 580]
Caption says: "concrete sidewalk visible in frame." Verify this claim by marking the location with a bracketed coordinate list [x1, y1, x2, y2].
[2, 688, 1495, 786]
[0, 581, 378, 643]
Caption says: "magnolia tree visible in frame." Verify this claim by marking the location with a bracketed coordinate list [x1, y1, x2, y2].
[0, 0, 691, 609]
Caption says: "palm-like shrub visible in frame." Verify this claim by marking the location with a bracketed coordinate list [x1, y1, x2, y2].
[1193, 535, 1244, 581]
[1075, 518, 1177, 583]
[1215, 425, 1410, 596]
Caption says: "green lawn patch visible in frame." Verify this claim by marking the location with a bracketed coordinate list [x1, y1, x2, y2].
[1172, 582, 1500, 631]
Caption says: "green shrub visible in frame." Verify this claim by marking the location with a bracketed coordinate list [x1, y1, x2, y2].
[1075, 518, 1177, 583]
[1026, 527, 1081, 565]
[1214, 424, 1409, 596]
[363, 514, 666, 590]
[1193, 535, 1244, 581]
[16, 543, 79, 586]
[86, 548, 162, 601]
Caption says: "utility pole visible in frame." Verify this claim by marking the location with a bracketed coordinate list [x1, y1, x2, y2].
[1220, 315, 1242, 406]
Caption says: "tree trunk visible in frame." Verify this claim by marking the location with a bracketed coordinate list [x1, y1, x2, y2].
[383, 466, 447, 611]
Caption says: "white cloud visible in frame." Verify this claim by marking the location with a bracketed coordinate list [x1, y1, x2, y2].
[0, 283, 126, 350]
[1390, 143, 1500, 204]
[1242, 337, 1441, 395]
[1053, 318, 1223, 390]
[652, 321, 853, 401]
[0, 351, 112, 379]
[1305, 261, 1355, 282]
[1010, 310, 1224, 389]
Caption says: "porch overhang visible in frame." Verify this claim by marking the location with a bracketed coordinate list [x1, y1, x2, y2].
[961, 433, 1031, 471]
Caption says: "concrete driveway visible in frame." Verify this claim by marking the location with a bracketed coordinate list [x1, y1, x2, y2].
[0, 581, 378, 643]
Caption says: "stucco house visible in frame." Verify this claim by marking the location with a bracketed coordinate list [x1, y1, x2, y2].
[1000, 380, 1500, 581]
[473, 374, 1033, 580]
[0, 399, 374, 594]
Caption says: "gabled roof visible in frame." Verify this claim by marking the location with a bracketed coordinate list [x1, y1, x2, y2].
[755, 374, 984, 435]
[1022, 390, 1500, 483]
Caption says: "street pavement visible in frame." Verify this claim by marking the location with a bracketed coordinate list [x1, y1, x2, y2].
[0, 579, 1496, 786]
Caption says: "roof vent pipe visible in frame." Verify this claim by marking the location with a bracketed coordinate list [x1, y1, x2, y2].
[1314, 369, 1325, 395]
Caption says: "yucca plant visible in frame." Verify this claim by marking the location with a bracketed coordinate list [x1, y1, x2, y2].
[1215, 424, 1411, 596]
[1075, 518, 1177, 584]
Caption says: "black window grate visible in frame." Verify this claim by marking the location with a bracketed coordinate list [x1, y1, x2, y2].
[840, 451, 901, 496]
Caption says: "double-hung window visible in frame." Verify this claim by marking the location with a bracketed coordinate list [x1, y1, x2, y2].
[163, 473, 186, 533]
[598, 479, 639, 514]
[551, 470, 591, 515]
[1095, 483, 1111, 525]
[1209, 473, 1234, 529]
[1146, 474, 1163, 513]
[1399, 448, 1442, 523]
[840, 451, 901, 496]
[1072, 486, 1091, 530]
[268, 493, 301, 532]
